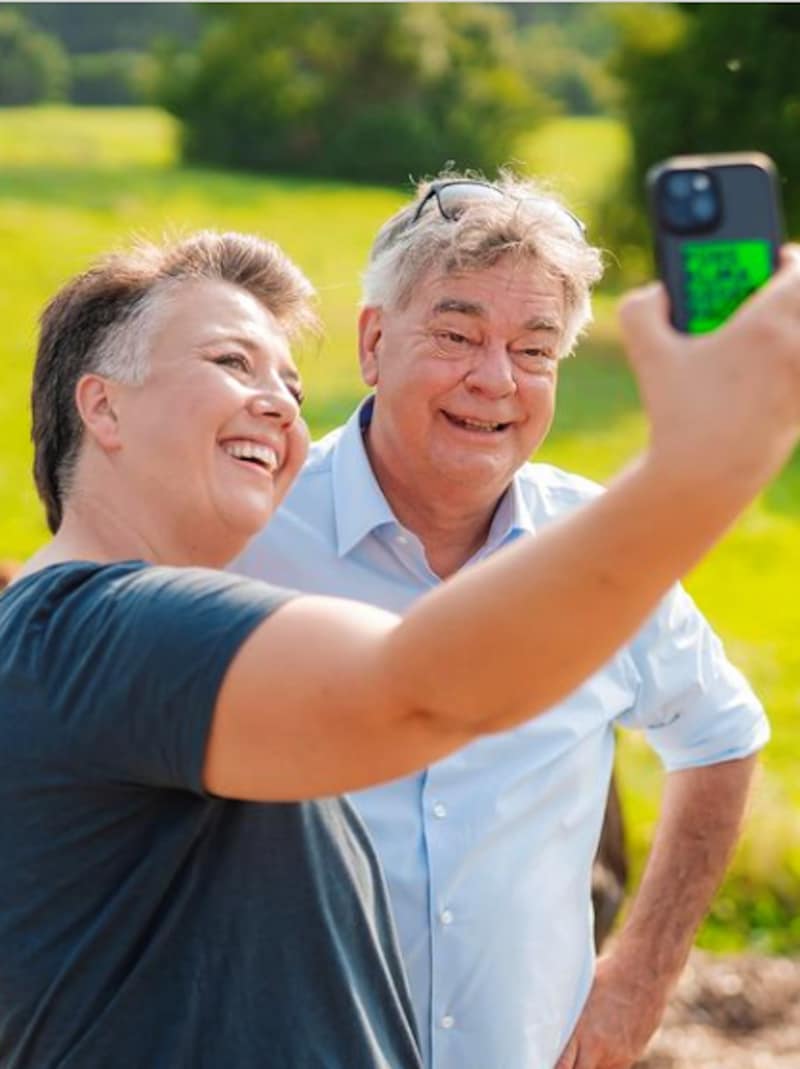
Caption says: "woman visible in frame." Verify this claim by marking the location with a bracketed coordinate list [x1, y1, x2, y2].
[1, 230, 799, 1068]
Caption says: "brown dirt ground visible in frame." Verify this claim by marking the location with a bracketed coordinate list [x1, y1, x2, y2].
[635, 949, 800, 1068]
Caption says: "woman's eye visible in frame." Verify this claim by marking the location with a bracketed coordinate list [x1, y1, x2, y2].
[214, 353, 251, 373]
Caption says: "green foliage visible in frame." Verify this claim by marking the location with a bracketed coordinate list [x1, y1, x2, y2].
[0, 9, 69, 105]
[158, 3, 544, 183]
[613, 4, 800, 236]
[2, 2, 200, 54]
[520, 23, 617, 117]
[70, 51, 155, 106]
[518, 7, 621, 116]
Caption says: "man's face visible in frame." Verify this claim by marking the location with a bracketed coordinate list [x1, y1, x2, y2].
[359, 257, 566, 503]
[112, 279, 308, 552]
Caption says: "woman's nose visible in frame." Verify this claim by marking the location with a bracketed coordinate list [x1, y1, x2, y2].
[247, 386, 299, 426]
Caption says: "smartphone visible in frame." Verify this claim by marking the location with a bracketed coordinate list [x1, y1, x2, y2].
[647, 152, 784, 333]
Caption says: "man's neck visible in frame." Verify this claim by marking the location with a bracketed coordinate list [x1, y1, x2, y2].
[363, 438, 505, 580]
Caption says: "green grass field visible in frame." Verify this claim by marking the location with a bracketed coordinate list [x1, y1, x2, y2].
[1, 108, 798, 951]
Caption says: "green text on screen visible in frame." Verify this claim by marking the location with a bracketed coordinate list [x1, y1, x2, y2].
[682, 239, 772, 333]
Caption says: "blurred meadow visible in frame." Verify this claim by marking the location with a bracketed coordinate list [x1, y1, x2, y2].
[0, 105, 798, 951]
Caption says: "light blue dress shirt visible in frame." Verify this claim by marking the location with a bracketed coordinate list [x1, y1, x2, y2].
[233, 397, 769, 1069]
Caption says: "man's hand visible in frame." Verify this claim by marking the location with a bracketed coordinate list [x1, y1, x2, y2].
[554, 955, 668, 1069]
[555, 756, 757, 1069]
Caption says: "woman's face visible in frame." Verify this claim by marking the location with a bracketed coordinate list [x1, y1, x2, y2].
[111, 278, 308, 560]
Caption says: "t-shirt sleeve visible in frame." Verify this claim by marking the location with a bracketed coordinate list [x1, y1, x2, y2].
[36, 564, 295, 793]
[616, 584, 770, 771]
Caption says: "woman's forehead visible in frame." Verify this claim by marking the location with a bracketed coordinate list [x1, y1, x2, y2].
[151, 279, 295, 365]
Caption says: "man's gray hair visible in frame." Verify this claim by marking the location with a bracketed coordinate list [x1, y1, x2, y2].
[362, 170, 605, 357]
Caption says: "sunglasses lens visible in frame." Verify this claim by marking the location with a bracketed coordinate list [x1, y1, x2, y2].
[412, 180, 588, 241]
[436, 182, 505, 220]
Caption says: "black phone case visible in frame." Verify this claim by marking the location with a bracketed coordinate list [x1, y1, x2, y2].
[646, 152, 784, 332]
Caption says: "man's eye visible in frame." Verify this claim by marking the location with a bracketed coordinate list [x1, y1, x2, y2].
[435, 330, 473, 349]
[214, 353, 251, 373]
[517, 349, 556, 366]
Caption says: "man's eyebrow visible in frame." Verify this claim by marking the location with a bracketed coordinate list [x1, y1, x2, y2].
[432, 301, 562, 337]
[431, 298, 486, 318]
[521, 317, 562, 334]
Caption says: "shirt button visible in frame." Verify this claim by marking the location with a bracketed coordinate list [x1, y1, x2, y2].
[440, 909, 454, 925]
[432, 801, 447, 819]
[440, 1015, 455, 1030]
[395, 533, 408, 545]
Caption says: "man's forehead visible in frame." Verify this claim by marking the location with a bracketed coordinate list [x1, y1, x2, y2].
[421, 264, 565, 328]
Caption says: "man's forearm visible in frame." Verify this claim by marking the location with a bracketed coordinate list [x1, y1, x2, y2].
[604, 755, 757, 992]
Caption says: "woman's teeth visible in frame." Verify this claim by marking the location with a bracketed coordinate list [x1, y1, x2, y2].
[223, 441, 279, 471]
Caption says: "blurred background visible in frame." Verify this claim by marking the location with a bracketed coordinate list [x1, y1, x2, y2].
[0, 2, 798, 956]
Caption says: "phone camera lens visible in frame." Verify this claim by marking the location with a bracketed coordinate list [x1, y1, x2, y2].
[692, 192, 716, 222]
[658, 169, 720, 233]
[666, 173, 693, 198]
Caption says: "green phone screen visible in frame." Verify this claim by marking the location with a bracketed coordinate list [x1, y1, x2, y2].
[682, 239, 772, 333]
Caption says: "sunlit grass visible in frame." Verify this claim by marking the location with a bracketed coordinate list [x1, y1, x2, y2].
[0, 108, 797, 949]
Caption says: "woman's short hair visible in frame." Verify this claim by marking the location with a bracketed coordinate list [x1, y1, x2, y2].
[32, 231, 317, 533]
[362, 169, 604, 358]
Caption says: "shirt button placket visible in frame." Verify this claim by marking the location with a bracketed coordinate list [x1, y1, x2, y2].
[426, 779, 458, 1065]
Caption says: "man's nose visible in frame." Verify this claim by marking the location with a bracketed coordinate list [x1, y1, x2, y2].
[464, 343, 517, 397]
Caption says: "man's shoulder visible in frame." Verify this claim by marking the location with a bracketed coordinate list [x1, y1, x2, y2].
[298, 425, 345, 480]
[516, 462, 605, 518]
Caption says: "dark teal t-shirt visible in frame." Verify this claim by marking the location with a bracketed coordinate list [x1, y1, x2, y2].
[0, 562, 421, 1068]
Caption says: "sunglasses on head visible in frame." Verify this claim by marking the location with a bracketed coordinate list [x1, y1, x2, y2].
[410, 179, 587, 239]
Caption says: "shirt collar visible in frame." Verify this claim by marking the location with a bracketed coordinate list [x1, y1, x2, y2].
[331, 395, 538, 557]
[483, 466, 537, 552]
[332, 396, 397, 556]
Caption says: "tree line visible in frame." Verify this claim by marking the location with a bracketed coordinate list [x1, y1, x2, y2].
[2, 4, 800, 237]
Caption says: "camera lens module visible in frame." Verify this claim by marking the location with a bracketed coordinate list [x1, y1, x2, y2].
[658, 169, 720, 233]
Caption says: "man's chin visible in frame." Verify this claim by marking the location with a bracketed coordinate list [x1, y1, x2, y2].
[433, 454, 515, 492]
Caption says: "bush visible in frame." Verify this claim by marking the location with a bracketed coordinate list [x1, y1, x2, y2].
[0, 10, 69, 105]
[158, 3, 545, 184]
[613, 4, 800, 238]
[70, 51, 154, 106]
[520, 23, 618, 117]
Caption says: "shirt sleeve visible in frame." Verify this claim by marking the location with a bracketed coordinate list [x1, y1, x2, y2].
[36, 564, 296, 793]
[616, 583, 770, 771]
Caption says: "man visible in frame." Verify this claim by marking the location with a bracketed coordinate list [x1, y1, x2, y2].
[235, 176, 774, 1069]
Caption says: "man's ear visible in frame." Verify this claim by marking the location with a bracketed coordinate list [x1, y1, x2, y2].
[358, 306, 383, 387]
[74, 374, 123, 452]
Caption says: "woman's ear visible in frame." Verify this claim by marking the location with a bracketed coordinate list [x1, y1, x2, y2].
[74, 374, 123, 452]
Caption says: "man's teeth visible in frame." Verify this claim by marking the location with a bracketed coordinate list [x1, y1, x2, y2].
[223, 441, 279, 472]
[448, 414, 504, 432]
